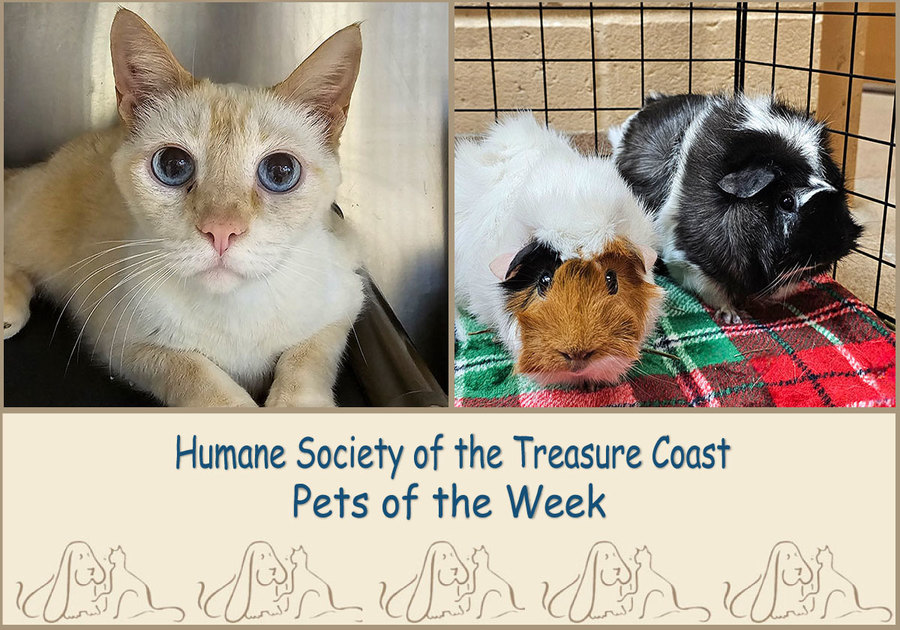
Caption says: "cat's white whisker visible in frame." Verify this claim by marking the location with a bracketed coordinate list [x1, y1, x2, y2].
[347, 315, 367, 368]
[108, 263, 175, 371]
[118, 266, 179, 372]
[52, 249, 164, 344]
[91, 258, 171, 363]
[67, 255, 172, 370]
[47, 241, 163, 281]
[90, 238, 165, 245]
[67, 253, 170, 333]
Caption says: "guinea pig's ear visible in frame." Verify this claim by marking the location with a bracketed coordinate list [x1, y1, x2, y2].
[718, 164, 777, 198]
[617, 239, 657, 274]
[490, 253, 516, 281]
[490, 241, 543, 281]
[636, 244, 657, 274]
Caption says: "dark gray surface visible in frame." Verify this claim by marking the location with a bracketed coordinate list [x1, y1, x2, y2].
[3, 296, 368, 407]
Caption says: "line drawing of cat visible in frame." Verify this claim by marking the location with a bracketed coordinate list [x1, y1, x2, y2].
[801, 546, 892, 622]
[457, 546, 524, 619]
[15, 542, 183, 623]
[274, 546, 362, 621]
[94, 546, 185, 621]
[4, 8, 366, 407]
[624, 545, 710, 622]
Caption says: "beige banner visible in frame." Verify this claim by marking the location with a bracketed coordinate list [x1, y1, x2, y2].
[2, 413, 895, 625]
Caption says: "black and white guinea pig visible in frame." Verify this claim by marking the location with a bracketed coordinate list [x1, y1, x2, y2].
[609, 92, 862, 323]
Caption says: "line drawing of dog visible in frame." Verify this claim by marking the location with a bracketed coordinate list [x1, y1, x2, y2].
[16, 541, 182, 623]
[543, 541, 633, 622]
[800, 546, 892, 623]
[198, 541, 289, 622]
[16, 541, 107, 622]
[380, 541, 471, 622]
[273, 546, 362, 621]
[724, 541, 814, 622]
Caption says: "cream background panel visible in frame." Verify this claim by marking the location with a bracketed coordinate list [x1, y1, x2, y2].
[3, 413, 894, 624]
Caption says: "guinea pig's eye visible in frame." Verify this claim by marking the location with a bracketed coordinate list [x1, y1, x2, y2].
[778, 193, 795, 212]
[257, 152, 302, 193]
[537, 271, 553, 296]
[151, 146, 194, 187]
[605, 270, 618, 295]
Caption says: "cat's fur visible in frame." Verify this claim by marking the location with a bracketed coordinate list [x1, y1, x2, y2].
[4, 9, 365, 407]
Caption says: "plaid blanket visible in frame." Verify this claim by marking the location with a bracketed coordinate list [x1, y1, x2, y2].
[454, 274, 896, 407]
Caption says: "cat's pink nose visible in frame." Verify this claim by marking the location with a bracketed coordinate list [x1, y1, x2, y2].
[198, 220, 246, 256]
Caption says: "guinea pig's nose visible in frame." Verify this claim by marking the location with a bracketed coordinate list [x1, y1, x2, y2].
[560, 349, 595, 370]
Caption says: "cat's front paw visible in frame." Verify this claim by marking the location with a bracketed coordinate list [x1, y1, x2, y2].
[3, 302, 29, 339]
[265, 386, 335, 408]
[4, 265, 34, 339]
[182, 384, 258, 408]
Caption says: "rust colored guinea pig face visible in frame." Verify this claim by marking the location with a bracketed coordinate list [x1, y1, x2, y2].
[500, 238, 662, 385]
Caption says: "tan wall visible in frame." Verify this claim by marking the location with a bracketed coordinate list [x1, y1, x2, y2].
[455, 2, 822, 148]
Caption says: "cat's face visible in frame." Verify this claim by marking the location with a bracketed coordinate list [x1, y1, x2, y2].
[107, 9, 361, 294]
[290, 546, 308, 563]
[634, 546, 649, 564]
[815, 546, 833, 564]
[109, 545, 125, 564]
[472, 546, 488, 565]
[112, 85, 340, 293]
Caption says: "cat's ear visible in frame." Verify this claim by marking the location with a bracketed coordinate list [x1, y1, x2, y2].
[110, 8, 196, 128]
[273, 24, 362, 145]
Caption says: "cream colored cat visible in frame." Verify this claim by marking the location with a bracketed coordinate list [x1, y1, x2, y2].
[4, 9, 364, 407]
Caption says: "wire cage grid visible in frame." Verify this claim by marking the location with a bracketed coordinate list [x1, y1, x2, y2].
[454, 2, 896, 323]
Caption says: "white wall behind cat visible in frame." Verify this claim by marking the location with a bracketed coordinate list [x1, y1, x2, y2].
[3, 2, 449, 385]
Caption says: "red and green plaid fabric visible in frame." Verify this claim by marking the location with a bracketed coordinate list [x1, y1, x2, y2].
[454, 274, 896, 407]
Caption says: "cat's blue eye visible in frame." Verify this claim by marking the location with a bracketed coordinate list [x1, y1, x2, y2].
[151, 146, 194, 187]
[257, 153, 301, 193]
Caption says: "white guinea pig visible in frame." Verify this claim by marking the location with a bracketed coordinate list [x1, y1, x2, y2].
[455, 113, 664, 386]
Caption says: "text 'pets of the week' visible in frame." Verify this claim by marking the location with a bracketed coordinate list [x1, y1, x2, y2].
[174, 434, 731, 520]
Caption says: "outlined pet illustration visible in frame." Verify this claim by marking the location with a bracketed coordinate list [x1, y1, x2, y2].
[380, 542, 523, 622]
[724, 541, 814, 622]
[16, 541, 182, 623]
[625, 545, 710, 622]
[380, 541, 470, 621]
[273, 546, 362, 621]
[198, 541, 289, 622]
[456, 546, 524, 620]
[800, 546, 892, 622]
[16, 541, 107, 622]
[543, 541, 633, 622]
[93, 546, 185, 621]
